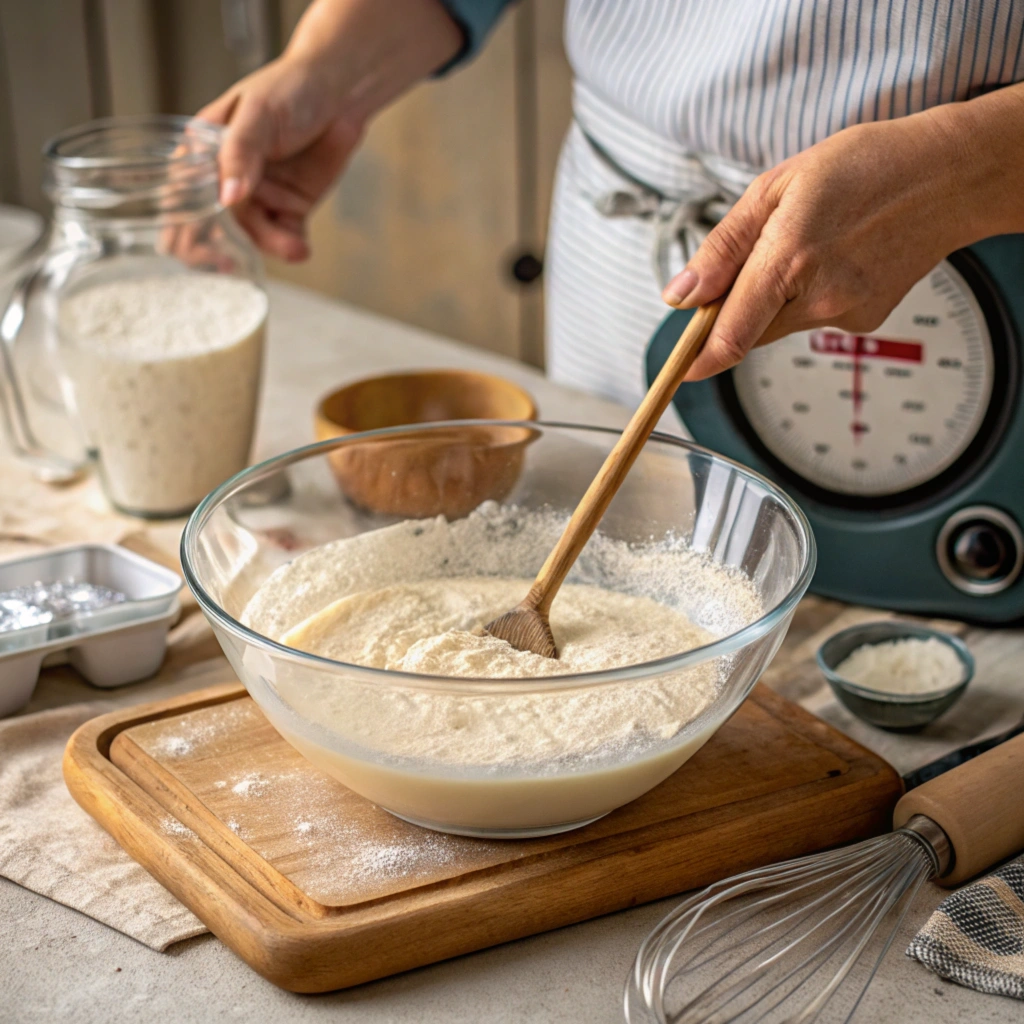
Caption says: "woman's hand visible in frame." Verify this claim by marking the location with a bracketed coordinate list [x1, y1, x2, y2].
[664, 85, 1024, 381]
[198, 57, 363, 262]
[198, 0, 462, 262]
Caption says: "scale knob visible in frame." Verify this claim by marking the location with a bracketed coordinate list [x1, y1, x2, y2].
[937, 506, 1024, 595]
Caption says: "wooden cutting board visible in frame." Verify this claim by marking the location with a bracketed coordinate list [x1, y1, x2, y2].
[64, 680, 902, 993]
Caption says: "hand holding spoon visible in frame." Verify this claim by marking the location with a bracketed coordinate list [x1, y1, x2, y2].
[486, 301, 722, 657]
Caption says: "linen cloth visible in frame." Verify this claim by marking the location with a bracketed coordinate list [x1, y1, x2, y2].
[0, 702, 206, 951]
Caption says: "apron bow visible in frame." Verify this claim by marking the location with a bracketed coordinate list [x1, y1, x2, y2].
[580, 125, 758, 289]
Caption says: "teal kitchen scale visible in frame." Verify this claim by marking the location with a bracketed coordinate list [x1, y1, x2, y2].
[647, 235, 1024, 623]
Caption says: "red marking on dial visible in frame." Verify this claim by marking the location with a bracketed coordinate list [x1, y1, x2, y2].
[811, 330, 924, 363]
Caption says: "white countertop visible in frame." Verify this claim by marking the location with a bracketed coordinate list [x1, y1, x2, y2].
[1, 281, 1017, 1024]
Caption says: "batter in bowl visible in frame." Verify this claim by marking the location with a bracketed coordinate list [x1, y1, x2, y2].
[242, 505, 761, 835]
[281, 576, 714, 678]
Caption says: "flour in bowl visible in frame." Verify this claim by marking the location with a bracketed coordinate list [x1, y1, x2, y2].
[834, 636, 965, 695]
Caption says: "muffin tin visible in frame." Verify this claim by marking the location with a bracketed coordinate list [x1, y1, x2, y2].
[0, 544, 182, 716]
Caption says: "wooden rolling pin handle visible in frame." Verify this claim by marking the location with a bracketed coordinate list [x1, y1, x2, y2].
[529, 301, 722, 615]
[893, 731, 1024, 886]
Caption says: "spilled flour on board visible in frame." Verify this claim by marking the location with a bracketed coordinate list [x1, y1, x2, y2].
[193, 759, 512, 901]
[144, 701, 255, 760]
[231, 773, 270, 798]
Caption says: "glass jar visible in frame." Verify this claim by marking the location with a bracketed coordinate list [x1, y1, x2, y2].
[0, 115, 267, 518]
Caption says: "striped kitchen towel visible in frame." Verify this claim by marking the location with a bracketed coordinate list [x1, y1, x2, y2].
[907, 855, 1024, 1000]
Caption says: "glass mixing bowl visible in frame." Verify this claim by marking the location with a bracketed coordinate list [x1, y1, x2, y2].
[182, 422, 815, 838]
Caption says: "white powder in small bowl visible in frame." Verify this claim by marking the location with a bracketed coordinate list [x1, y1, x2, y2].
[834, 636, 966, 696]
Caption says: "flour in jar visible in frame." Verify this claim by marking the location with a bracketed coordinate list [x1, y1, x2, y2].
[60, 274, 267, 515]
[241, 506, 763, 832]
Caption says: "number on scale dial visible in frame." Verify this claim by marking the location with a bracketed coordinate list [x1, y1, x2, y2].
[732, 261, 994, 497]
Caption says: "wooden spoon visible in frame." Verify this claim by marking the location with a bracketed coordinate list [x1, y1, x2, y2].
[485, 301, 723, 658]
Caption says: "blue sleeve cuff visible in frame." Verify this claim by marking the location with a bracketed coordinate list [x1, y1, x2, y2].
[434, 0, 517, 73]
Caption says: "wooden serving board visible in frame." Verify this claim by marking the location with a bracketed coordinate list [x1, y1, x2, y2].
[64, 680, 902, 993]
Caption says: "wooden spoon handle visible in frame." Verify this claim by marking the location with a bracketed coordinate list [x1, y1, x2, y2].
[893, 731, 1024, 886]
[526, 301, 722, 615]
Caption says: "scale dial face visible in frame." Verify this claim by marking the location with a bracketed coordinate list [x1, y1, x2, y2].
[732, 261, 995, 497]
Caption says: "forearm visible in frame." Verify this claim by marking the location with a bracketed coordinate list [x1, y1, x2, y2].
[922, 80, 1024, 245]
[285, 0, 463, 124]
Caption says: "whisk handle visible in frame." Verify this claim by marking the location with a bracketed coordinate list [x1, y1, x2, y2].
[893, 731, 1024, 886]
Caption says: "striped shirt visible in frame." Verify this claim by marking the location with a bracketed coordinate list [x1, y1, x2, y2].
[567, 0, 1024, 183]
[444, 1, 1024, 172]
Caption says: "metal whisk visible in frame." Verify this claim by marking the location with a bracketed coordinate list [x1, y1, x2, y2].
[625, 731, 1024, 1024]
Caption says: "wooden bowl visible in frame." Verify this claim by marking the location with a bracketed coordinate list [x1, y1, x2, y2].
[315, 370, 538, 518]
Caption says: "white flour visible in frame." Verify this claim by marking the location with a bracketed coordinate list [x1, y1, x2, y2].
[241, 505, 763, 832]
[231, 772, 271, 797]
[212, 759, 512, 900]
[145, 698, 255, 759]
[835, 636, 965, 695]
[59, 274, 266, 515]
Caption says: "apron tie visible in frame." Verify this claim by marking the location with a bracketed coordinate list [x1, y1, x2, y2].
[578, 124, 758, 290]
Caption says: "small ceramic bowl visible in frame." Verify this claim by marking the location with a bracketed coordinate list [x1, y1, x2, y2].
[817, 621, 974, 731]
[315, 370, 538, 518]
